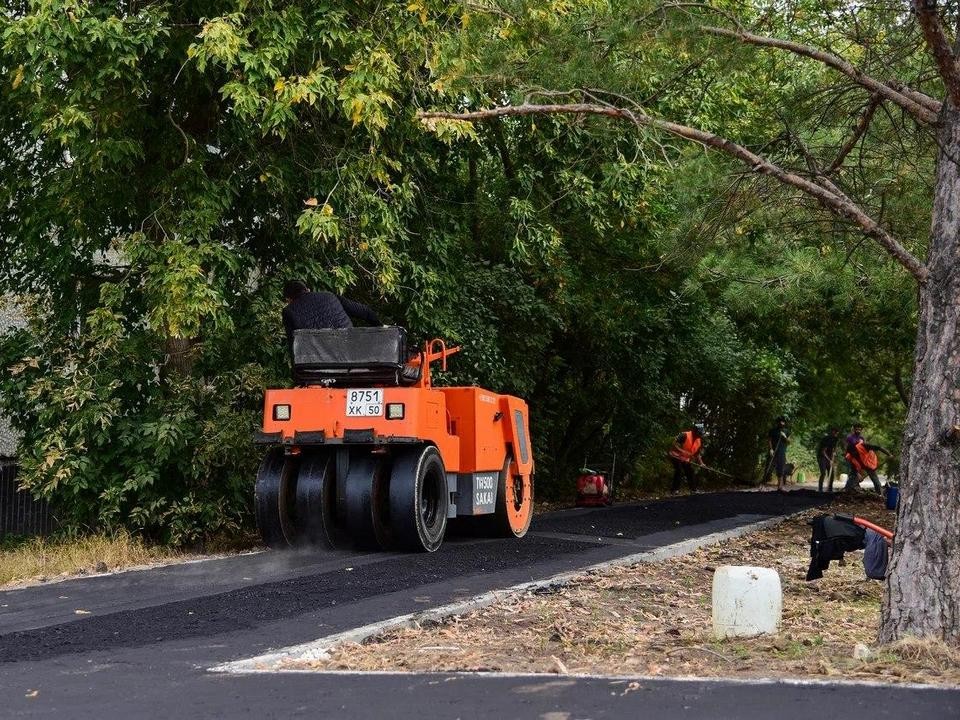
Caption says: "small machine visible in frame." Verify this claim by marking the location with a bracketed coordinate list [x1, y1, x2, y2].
[575, 449, 616, 507]
[253, 327, 534, 552]
[575, 468, 611, 507]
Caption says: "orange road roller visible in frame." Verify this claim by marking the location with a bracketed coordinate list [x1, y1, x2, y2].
[253, 327, 534, 552]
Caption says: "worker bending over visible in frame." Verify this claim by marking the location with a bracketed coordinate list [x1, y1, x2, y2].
[669, 424, 705, 494]
[844, 423, 890, 494]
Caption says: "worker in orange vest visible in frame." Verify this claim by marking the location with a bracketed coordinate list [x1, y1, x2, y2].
[669, 424, 705, 493]
[843, 423, 890, 493]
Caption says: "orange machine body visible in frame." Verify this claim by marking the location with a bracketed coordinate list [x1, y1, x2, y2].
[261, 385, 533, 479]
[254, 336, 534, 547]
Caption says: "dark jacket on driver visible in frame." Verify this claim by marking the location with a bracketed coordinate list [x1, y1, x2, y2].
[282, 291, 381, 352]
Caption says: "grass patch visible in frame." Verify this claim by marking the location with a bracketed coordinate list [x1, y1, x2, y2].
[1, 531, 203, 588]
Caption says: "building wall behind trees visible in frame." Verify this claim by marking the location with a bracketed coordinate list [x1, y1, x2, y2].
[0, 300, 23, 458]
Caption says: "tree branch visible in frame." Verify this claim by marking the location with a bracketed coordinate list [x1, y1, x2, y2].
[704, 26, 942, 124]
[828, 94, 882, 173]
[893, 365, 911, 407]
[777, 109, 848, 200]
[168, 105, 190, 166]
[886, 77, 942, 111]
[488, 120, 517, 183]
[417, 103, 929, 283]
[911, 0, 960, 107]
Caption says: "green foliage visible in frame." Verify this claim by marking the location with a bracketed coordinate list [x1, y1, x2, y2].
[424, 0, 925, 487]
[0, 0, 926, 539]
[1, 298, 263, 543]
[0, 0, 465, 537]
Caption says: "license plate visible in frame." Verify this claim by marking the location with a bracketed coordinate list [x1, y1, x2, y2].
[345, 389, 383, 417]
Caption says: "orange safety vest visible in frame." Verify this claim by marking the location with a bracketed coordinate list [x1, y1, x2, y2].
[845, 440, 878, 472]
[669, 430, 702, 463]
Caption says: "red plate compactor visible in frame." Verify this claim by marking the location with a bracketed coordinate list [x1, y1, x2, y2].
[253, 327, 534, 552]
[576, 469, 612, 507]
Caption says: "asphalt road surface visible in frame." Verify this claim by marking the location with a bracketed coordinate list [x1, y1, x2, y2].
[2, 490, 957, 719]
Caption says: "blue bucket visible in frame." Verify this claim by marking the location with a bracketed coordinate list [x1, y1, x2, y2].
[885, 485, 900, 510]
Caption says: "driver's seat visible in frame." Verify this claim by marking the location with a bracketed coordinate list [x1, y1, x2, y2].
[292, 327, 421, 387]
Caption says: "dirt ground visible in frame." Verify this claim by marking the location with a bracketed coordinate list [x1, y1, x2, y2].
[283, 492, 960, 685]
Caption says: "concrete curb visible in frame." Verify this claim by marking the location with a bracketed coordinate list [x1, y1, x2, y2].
[212, 513, 796, 674]
[212, 667, 960, 692]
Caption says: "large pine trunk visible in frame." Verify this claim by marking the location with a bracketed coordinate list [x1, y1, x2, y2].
[879, 107, 960, 644]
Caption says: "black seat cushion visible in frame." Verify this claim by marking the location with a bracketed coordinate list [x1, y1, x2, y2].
[293, 327, 409, 386]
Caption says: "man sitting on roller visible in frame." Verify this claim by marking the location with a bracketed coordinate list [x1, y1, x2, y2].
[281, 279, 381, 355]
[669, 424, 705, 494]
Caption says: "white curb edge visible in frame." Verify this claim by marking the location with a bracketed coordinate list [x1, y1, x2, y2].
[211, 667, 960, 692]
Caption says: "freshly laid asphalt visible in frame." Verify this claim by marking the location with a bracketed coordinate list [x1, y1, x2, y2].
[2, 489, 957, 719]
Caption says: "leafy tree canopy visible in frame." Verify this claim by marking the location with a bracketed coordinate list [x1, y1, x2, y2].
[0, 0, 920, 541]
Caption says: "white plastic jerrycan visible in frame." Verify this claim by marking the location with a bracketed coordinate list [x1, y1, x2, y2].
[712, 565, 782, 639]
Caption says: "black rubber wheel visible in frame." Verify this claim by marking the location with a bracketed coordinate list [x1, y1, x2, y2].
[278, 455, 300, 546]
[255, 447, 299, 549]
[344, 451, 387, 550]
[389, 444, 448, 552]
[295, 450, 347, 549]
[371, 453, 395, 550]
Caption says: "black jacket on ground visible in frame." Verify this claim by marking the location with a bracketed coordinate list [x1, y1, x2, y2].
[282, 291, 380, 351]
[806, 515, 866, 581]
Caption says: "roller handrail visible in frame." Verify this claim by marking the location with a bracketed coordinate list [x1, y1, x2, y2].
[426, 338, 461, 371]
[852, 516, 894, 546]
[410, 338, 461, 387]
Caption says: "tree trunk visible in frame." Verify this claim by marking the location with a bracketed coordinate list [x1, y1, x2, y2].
[880, 106, 960, 644]
[162, 336, 196, 379]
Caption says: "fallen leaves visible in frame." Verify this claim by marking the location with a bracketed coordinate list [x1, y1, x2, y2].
[279, 494, 959, 685]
